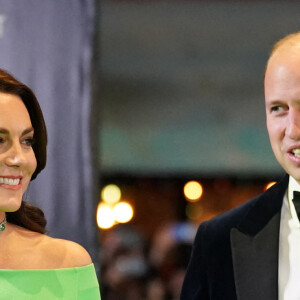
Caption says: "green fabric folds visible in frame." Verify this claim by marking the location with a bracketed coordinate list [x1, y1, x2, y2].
[0, 263, 101, 299]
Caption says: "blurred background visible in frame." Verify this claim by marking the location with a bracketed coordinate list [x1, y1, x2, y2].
[94, 1, 299, 299]
[1, 0, 300, 299]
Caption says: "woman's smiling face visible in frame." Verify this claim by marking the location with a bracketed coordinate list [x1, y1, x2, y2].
[0, 92, 37, 212]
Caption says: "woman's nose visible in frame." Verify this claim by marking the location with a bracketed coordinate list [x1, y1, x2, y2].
[5, 143, 25, 167]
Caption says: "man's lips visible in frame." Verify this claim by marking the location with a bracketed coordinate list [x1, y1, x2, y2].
[287, 145, 300, 157]
[292, 148, 300, 157]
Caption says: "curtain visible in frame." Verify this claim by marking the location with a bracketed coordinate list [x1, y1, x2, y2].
[0, 0, 98, 264]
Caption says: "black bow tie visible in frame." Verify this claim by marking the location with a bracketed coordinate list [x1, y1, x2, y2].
[293, 191, 300, 220]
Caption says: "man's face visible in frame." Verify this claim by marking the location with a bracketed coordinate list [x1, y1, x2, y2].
[265, 51, 300, 182]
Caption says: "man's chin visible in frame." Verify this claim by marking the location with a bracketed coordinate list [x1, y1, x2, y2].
[285, 168, 300, 184]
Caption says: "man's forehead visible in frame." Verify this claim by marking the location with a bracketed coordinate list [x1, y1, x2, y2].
[269, 44, 300, 63]
[266, 49, 300, 76]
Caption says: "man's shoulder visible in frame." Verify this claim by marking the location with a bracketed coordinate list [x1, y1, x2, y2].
[198, 175, 288, 238]
[200, 194, 259, 235]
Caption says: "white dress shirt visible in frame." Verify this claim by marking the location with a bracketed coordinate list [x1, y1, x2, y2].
[279, 176, 300, 300]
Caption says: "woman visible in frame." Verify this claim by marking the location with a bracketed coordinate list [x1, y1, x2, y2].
[0, 68, 101, 299]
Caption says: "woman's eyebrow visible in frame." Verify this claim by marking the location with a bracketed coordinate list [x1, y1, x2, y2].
[0, 127, 34, 136]
[21, 127, 34, 136]
[0, 128, 8, 135]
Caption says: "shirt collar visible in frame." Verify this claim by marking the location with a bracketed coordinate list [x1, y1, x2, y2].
[288, 176, 300, 226]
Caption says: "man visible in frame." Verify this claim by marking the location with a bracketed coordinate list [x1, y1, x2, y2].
[180, 32, 300, 300]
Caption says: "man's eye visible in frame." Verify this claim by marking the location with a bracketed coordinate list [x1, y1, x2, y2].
[271, 106, 281, 112]
[270, 105, 285, 113]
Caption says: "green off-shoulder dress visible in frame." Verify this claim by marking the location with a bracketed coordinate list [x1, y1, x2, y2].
[0, 263, 101, 299]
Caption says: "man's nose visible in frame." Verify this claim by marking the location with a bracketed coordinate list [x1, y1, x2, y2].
[286, 109, 300, 140]
[5, 142, 25, 167]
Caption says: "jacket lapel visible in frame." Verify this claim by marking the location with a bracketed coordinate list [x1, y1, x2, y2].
[231, 212, 280, 300]
[230, 175, 288, 300]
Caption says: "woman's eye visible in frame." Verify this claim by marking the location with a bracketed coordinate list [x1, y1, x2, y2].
[22, 138, 35, 147]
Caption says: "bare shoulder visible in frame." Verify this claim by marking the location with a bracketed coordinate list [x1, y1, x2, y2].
[1, 224, 92, 269]
[41, 235, 92, 268]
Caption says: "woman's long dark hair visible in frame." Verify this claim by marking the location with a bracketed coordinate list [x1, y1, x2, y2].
[0, 69, 48, 233]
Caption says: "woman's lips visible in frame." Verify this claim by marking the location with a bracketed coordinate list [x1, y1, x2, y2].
[0, 176, 22, 190]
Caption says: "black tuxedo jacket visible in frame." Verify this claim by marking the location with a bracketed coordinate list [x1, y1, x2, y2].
[180, 175, 289, 300]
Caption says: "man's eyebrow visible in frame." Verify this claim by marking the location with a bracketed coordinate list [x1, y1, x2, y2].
[266, 100, 283, 106]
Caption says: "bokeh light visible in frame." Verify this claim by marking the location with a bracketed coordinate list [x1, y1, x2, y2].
[113, 201, 134, 223]
[97, 203, 115, 229]
[101, 184, 121, 204]
[184, 181, 203, 202]
[264, 181, 276, 191]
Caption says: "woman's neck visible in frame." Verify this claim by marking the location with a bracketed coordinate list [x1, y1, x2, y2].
[0, 212, 5, 223]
